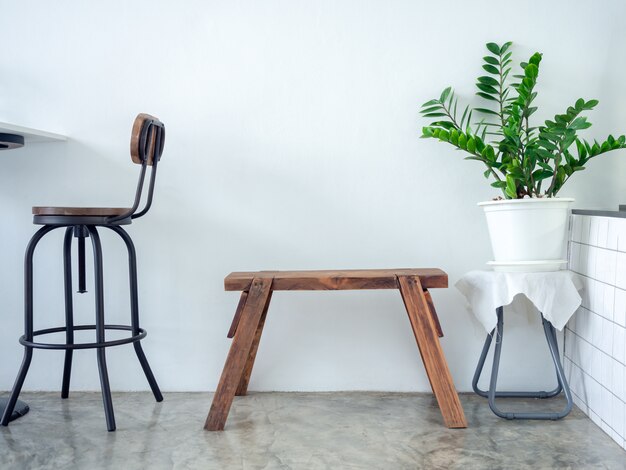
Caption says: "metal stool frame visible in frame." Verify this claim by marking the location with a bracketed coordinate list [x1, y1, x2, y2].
[472, 306, 573, 420]
[1, 114, 165, 432]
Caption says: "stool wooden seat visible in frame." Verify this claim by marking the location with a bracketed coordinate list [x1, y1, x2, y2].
[32, 207, 131, 217]
[205, 268, 467, 431]
[32, 207, 134, 225]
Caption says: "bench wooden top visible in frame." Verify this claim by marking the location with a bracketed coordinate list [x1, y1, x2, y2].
[224, 268, 448, 291]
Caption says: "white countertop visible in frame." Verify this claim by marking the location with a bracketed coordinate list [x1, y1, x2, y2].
[0, 122, 66, 143]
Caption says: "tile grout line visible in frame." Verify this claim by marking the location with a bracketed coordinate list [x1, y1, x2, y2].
[564, 324, 626, 368]
[570, 304, 626, 337]
[563, 340, 626, 402]
[565, 358, 626, 442]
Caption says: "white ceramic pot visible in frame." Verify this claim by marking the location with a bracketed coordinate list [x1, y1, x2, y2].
[478, 197, 574, 272]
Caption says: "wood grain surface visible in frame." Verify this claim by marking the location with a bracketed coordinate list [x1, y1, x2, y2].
[225, 269, 447, 291]
[32, 207, 131, 216]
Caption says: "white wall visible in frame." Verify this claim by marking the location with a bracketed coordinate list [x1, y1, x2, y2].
[1, 0, 626, 393]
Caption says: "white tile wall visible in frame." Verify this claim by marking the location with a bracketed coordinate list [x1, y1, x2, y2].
[566, 214, 626, 451]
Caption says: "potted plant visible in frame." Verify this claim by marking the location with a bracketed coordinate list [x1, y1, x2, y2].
[420, 41, 626, 271]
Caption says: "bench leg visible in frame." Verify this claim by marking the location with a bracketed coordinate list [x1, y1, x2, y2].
[397, 275, 467, 429]
[227, 291, 249, 339]
[204, 277, 273, 431]
[236, 291, 273, 396]
[423, 289, 444, 338]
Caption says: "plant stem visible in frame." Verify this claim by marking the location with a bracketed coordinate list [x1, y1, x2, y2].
[440, 103, 461, 129]
[498, 56, 506, 128]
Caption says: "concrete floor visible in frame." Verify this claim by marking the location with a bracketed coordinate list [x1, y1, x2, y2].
[0, 392, 624, 469]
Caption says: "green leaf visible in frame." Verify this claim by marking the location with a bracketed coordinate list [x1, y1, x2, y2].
[500, 41, 513, 53]
[505, 175, 517, 198]
[483, 56, 499, 65]
[583, 99, 599, 110]
[532, 169, 553, 181]
[431, 121, 455, 129]
[422, 112, 447, 117]
[575, 139, 587, 160]
[482, 64, 499, 74]
[474, 107, 500, 116]
[420, 106, 442, 114]
[524, 63, 538, 79]
[474, 136, 486, 152]
[466, 137, 476, 153]
[482, 145, 496, 162]
[525, 106, 538, 117]
[439, 87, 452, 103]
[476, 83, 498, 94]
[491, 181, 507, 188]
[421, 99, 440, 108]
[538, 139, 558, 151]
[477, 76, 499, 86]
[476, 92, 498, 101]
[528, 52, 542, 66]
[591, 142, 600, 156]
[486, 42, 500, 55]
[458, 133, 467, 149]
[570, 117, 592, 130]
[450, 129, 459, 145]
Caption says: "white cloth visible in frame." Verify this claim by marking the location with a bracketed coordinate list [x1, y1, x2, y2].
[455, 270, 583, 332]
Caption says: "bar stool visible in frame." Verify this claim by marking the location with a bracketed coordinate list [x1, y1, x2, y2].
[0, 113, 165, 432]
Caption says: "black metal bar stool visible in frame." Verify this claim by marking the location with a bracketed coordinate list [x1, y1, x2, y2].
[0, 113, 165, 432]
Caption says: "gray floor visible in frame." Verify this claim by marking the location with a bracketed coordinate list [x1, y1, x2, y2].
[0, 392, 624, 469]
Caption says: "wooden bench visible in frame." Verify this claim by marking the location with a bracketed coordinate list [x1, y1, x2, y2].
[204, 269, 467, 430]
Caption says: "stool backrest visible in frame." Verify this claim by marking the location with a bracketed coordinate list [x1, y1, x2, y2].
[131, 113, 165, 166]
[108, 113, 165, 223]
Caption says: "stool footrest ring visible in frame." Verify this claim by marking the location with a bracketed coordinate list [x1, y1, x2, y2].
[20, 324, 147, 350]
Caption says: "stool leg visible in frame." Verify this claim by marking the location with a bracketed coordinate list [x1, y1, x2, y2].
[486, 308, 507, 417]
[472, 307, 563, 399]
[542, 316, 573, 417]
[87, 226, 116, 432]
[472, 325, 495, 396]
[486, 308, 572, 420]
[1, 225, 56, 426]
[61, 227, 75, 399]
[108, 226, 163, 402]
